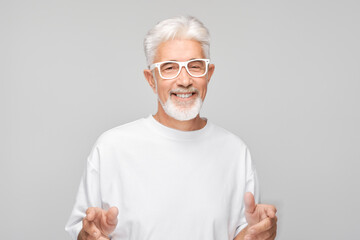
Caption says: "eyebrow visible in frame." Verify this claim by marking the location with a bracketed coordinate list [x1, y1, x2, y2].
[168, 58, 197, 62]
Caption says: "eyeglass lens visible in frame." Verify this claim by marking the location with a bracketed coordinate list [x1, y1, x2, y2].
[159, 60, 207, 78]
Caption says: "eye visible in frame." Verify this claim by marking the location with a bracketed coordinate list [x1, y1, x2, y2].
[161, 63, 178, 72]
[188, 60, 205, 70]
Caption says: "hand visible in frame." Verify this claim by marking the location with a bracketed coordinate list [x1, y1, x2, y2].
[244, 192, 277, 240]
[78, 206, 119, 240]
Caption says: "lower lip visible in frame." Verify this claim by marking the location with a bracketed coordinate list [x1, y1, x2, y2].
[171, 93, 197, 101]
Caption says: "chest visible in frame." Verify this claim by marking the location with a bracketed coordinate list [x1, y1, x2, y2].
[99, 142, 244, 239]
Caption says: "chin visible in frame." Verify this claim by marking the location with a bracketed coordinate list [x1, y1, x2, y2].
[160, 95, 203, 121]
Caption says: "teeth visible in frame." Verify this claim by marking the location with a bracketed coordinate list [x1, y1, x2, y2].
[176, 93, 193, 98]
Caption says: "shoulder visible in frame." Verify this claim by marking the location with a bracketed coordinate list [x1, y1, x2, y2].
[94, 117, 147, 147]
[210, 121, 249, 149]
[209, 121, 256, 173]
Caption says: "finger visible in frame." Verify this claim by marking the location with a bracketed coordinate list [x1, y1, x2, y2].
[249, 225, 277, 240]
[81, 227, 97, 240]
[86, 207, 102, 222]
[106, 207, 119, 226]
[83, 219, 101, 239]
[266, 229, 277, 240]
[84, 231, 98, 240]
[258, 224, 277, 240]
[245, 223, 277, 240]
[265, 206, 277, 218]
[244, 192, 256, 214]
[248, 217, 276, 235]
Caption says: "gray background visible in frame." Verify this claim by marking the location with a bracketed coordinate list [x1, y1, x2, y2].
[1, 0, 359, 239]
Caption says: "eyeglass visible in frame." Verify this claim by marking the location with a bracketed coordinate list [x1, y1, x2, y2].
[150, 59, 210, 80]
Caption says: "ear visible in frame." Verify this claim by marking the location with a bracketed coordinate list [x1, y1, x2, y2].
[144, 69, 157, 94]
[206, 64, 215, 83]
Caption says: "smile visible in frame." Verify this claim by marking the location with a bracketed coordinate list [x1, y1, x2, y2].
[171, 92, 197, 100]
[176, 93, 193, 98]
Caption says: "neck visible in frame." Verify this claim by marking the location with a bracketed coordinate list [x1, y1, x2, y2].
[154, 102, 207, 131]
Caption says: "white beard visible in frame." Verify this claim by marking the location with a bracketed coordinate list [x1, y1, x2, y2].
[158, 89, 203, 121]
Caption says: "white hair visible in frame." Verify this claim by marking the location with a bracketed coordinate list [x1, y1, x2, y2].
[158, 86, 203, 121]
[144, 15, 210, 67]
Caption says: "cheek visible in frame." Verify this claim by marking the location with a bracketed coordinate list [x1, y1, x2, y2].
[157, 83, 172, 100]
[198, 82, 208, 98]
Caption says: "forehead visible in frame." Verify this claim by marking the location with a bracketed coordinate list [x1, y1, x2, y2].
[154, 39, 204, 62]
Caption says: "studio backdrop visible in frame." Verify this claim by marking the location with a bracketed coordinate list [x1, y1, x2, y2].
[1, 0, 359, 239]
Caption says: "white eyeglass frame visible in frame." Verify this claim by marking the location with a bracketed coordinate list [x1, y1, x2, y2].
[149, 58, 210, 80]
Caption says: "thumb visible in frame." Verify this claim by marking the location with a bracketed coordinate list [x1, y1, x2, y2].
[105, 206, 119, 226]
[244, 192, 256, 214]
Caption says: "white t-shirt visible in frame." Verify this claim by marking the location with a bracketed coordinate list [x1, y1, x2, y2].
[65, 115, 260, 240]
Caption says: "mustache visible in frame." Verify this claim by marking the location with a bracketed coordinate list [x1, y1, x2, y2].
[169, 87, 199, 94]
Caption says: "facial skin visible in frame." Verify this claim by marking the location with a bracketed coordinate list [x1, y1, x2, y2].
[144, 39, 215, 131]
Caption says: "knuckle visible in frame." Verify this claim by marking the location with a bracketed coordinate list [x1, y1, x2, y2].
[86, 208, 91, 216]
[265, 231, 272, 239]
[269, 205, 276, 213]
[266, 218, 272, 227]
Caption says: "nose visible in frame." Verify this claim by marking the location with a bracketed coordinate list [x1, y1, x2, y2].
[176, 66, 192, 87]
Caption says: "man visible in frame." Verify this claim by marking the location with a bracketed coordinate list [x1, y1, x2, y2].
[65, 16, 278, 240]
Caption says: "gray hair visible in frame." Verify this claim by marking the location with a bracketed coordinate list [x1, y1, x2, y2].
[144, 16, 210, 67]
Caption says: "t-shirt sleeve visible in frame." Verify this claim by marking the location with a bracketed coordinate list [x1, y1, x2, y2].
[65, 145, 102, 239]
[233, 147, 261, 238]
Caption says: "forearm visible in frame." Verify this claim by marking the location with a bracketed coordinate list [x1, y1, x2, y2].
[234, 226, 249, 240]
